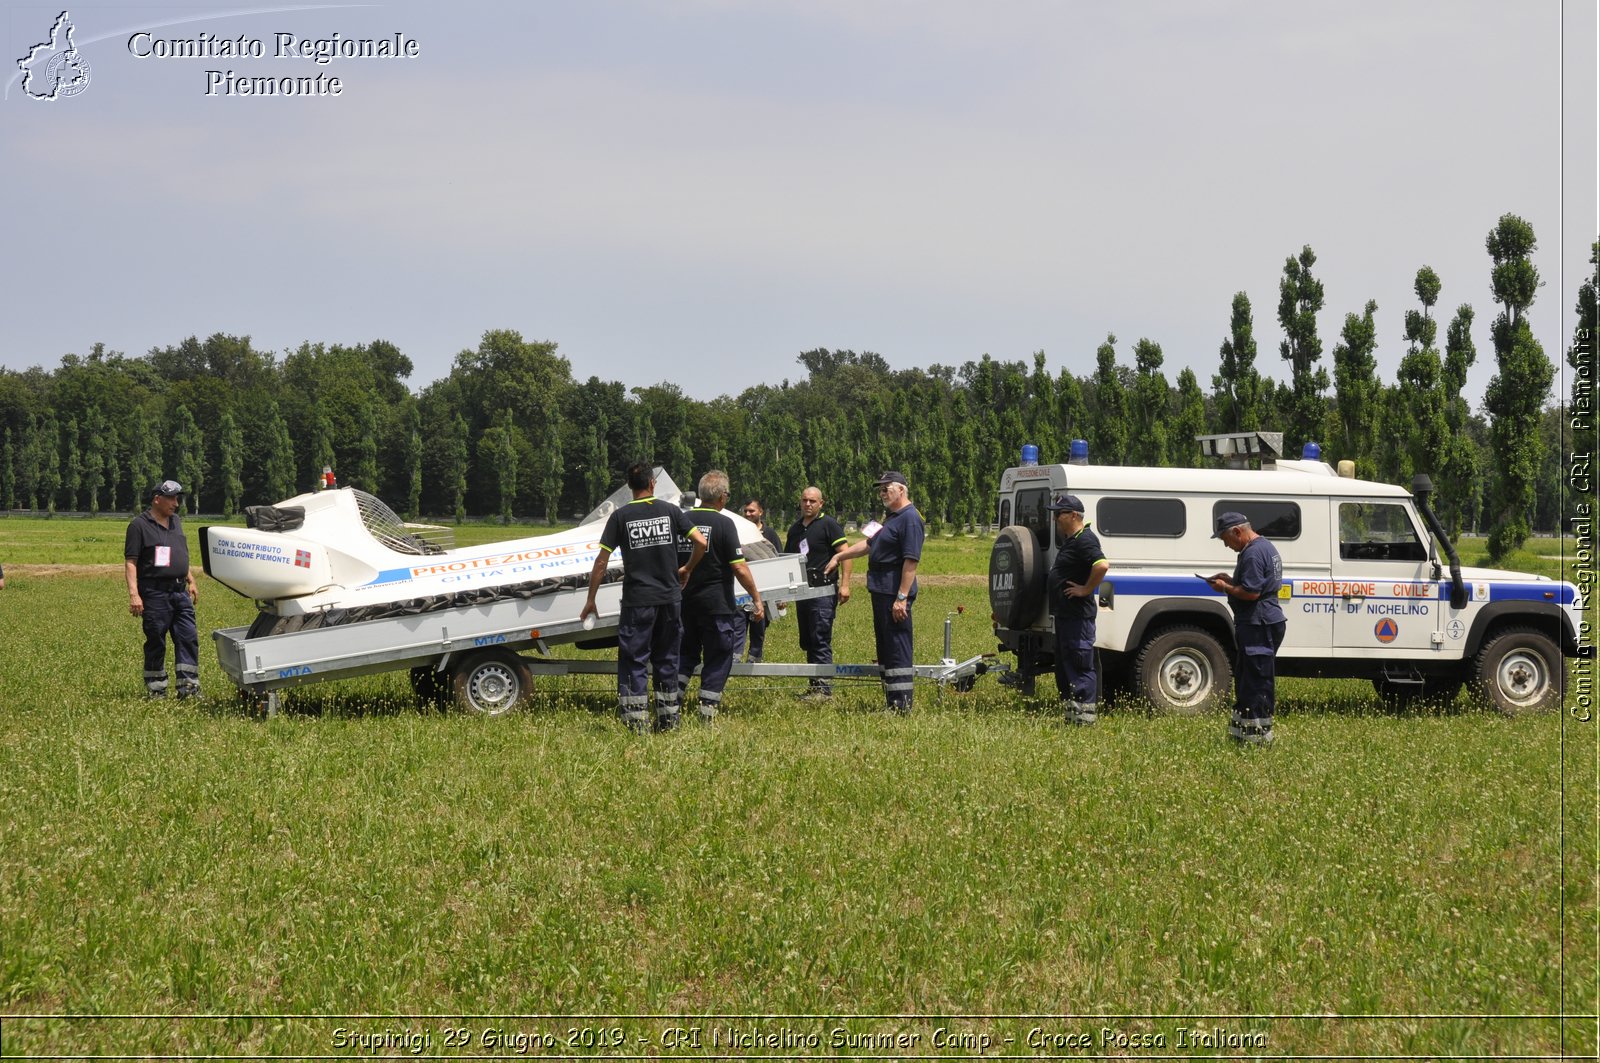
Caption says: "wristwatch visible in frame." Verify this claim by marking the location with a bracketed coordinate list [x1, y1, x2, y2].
[895, 592, 908, 602]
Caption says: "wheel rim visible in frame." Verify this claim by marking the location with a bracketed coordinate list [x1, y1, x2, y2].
[1158, 649, 1213, 708]
[1495, 650, 1549, 709]
[466, 662, 521, 715]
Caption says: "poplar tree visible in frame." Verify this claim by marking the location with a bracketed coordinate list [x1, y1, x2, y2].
[80, 406, 105, 513]
[218, 410, 244, 517]
[1213, 291, 1264, 433]
[1090, 334, 1129, 464]
[1483, 213, 1555, 560]
[263, 403, 295, 503]
[62, 417, 81, 511]
[1330, 299, 1379, 476]
[1440, 304, 1482, 536]
[1278, 245, 1328, 448]
[171, 404, 203, 513]
[1171, 368, 1207, 460]
[35, 412, 61, 514]
[1131, 338, 1171, 466]
[1397, 267, 1450, 487]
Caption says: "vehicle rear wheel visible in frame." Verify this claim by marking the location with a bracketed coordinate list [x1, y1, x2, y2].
[450, 649, 532, 716]
[1471, 627, 1564, 714]
[1134, 626, 1232, 715]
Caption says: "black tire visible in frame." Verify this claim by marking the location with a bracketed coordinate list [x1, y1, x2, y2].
[1371, 676, 1464, 713]
[1133, 625, 1233, 715]
[1471, 626, 1564, 714]
[450, 649, 532, 716]
[989, 525, 1046, 629]
[410, 665, 448, 710]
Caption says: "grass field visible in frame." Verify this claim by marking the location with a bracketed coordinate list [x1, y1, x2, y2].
[0, 515, 1594, 1058]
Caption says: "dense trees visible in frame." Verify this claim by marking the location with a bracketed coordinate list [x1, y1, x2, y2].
[0, 232, 1588, 538]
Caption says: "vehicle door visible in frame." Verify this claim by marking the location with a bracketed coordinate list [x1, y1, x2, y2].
[1329, 499, 1440, 655]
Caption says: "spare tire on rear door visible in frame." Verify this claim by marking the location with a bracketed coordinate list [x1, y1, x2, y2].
[989, 525, 1046, 628]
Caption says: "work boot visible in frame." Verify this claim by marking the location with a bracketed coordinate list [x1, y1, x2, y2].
[653, 712, 681, 734]
[1065, 701, 1097, 726]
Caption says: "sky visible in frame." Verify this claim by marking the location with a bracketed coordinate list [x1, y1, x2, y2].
[2, 0, 1595, 414]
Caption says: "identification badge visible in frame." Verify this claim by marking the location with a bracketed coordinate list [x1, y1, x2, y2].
[862, 520, 883, 539]
[798, 539, 810, 557]
[154, 546, 172, 568]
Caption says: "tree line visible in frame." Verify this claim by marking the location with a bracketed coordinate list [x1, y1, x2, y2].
[0, 215, 1594, 562]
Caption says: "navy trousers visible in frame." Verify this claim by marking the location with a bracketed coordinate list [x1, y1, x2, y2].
[1052, 613, 1098, 708]
[870, 592, 915, 712]
[1232, 620, 1286, 741]
[796, 591, 838, 693]
[141, 585, 199, 696]
[679, 606, 739, 718]
[616, 602, 683, 724]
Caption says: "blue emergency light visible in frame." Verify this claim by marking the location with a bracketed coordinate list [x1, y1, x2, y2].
[1302, 442, 1322, 460]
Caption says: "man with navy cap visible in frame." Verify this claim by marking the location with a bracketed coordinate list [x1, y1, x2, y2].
[1046, 493, 1109, 725]
[825, 470, 923, 713]
[125, 479, 200, 699]
[1205, 512, 1286, 744]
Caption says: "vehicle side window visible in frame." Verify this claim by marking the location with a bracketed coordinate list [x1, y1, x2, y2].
[1216, 500, 1300, 540]
[1339, 502, 1427, 561]
[1096, 497, 1185, 537]
[1016, 488, 1050, 551]
[998, 499, 1011, 530]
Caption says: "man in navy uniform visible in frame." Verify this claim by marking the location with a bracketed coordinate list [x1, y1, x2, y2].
[785, 485, 852, 700]
[826, 470, 922, 713]
[1046, 493, 1109, 725]
[124, 479, 200, 698]
[1206, 512, 1286, 744]
[581, 462, 708, 733]
[678, 471, 765, 723]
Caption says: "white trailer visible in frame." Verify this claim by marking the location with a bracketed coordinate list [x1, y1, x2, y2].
[212, 554, 995, 715]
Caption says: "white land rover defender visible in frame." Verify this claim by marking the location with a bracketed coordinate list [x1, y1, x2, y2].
[988, 433, 1586, 714]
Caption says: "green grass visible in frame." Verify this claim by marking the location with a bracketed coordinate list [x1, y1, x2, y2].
[0, 520, 1593, 1057]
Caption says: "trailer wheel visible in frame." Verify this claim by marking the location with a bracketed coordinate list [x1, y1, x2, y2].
[1133, 626, 1232, 715]
[450, 649, 532, 716]
[1471, 626, 1564, 714]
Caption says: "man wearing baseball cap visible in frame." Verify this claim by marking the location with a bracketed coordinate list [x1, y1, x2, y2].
[825, 469, 923, 713]
[1204, 511, 1286, 744]
[124, 479, 200, 699]
[1045, 493, 1109, 725]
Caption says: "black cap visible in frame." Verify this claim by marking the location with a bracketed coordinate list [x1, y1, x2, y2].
[1045, 493, 1085, 513]
[1213, 511, 1249, 537]
[153, 479, 184, 498]
[875, 470, 908, 487]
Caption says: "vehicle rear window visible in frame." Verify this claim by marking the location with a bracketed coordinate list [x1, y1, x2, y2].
[1096, 497, 1185, 537]
[1015, 487, 1051, 551]
[1215, 500, 1301, 540]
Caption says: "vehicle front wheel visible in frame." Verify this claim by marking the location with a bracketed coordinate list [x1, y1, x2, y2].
[1471, 627, 1564, 714]
[1133, 626, 1233, 715]
[450, 649, 532, 716]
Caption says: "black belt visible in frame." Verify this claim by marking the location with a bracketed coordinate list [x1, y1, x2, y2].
[140, 578, 188, 591]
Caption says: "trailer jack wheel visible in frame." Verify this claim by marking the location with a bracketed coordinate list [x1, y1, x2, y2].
[451, 649, 532, 716]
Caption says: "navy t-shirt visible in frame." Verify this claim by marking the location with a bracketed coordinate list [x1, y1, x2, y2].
[681, 508, 747, 615]
[124, 511, 190, 581]
[866, 504, 924, 597]
[1231, 535, 1286, 626]
[598, 498, 697, 607]
[1048, 524, 1106, 619]
[785, 513, 847, 587]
